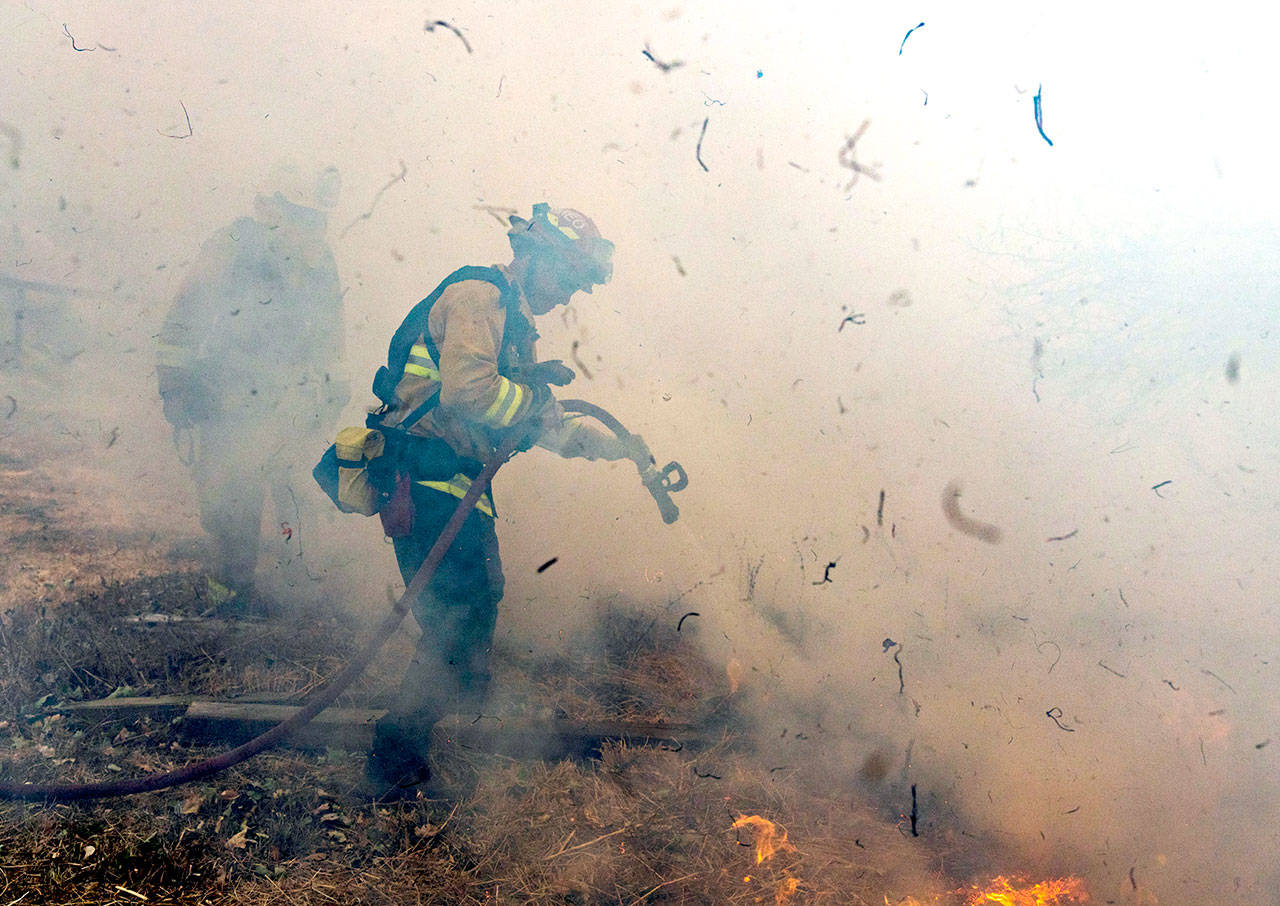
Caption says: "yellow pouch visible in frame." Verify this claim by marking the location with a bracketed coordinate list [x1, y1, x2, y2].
[332, 426, 385, 516]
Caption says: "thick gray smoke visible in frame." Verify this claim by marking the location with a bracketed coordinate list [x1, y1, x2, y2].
[4, 2, 1278, 902]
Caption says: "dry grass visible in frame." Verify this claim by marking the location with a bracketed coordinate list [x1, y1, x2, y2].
[0, 576, 995, 905]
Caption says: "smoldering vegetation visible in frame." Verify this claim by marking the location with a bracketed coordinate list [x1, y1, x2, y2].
[2, 2, 1279, 905]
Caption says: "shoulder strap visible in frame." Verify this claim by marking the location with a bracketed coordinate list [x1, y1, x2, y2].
[376, 266, 520, 409]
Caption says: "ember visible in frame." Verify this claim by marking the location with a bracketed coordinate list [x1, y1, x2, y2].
[732, 814, 797, 864]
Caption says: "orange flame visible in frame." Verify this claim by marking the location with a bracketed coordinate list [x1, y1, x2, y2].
[963, 875, 1088, 905]
[732, 814, 797, 864]
[775, 875, 800, 905]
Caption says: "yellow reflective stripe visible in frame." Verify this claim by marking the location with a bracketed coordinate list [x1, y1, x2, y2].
[481, 376, 525, 427]
[497, 381, 525, 426]
[545, 210, 579, 240]
[404, 344, 439, 379]
[404, 361, 439, 378]
[416, 473, 495, 517]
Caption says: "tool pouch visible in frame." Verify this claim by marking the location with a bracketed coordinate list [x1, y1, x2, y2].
[378, 472, 415, 538]
[313, 426, 389, 516]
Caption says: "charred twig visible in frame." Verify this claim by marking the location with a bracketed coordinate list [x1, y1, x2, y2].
[158, 101, 193, 139]
[62, 24, 93, 52]
[342, 160, 407, 238]
[1033, 84, 1053, 146]
[909, 783, 919, 836]
[676, 612, 699, 632]
[811, 561, 837, 585]
[1202, 668, 1235, 693]
[570, 339, 593, 380]
[1045, 707, 1074, 732]
[838, 310, 866, 330]
[536, 557, 558, 573]
[424, 20, 472, 54]
[695, 117, 710, 172]
[838, 120, 881, 189]
[898, 21, 925, 55]
[941, 481, 1002, 544]
[1035, 639, 1062, 674]
[641, 44, 684, 73]
[474, 203, 518, 226]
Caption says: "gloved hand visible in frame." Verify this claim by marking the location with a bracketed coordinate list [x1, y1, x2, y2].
[521, 359, 576, 387]
[617, 432, 653, 468]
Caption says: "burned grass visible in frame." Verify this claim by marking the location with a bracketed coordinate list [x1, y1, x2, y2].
[0, 576, 968, 904]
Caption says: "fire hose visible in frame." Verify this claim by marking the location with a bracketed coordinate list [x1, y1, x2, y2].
[559, 399, 686, 524]
[0, 401, 684, 801]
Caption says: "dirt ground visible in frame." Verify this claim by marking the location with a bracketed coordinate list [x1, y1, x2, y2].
[0, 396, 1079, 905]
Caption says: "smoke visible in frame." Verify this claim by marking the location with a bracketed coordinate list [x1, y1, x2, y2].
[4, 1, 1279, 902]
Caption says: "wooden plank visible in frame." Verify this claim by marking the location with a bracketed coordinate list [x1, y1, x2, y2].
[55, 695, 198, 722]
[58, 696, 722, 757]
[180, 701, 386, 751]
[53, 692, 312, 724]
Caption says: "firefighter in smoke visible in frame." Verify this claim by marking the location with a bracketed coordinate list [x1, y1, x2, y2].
[156, 163, 348, 613]
[362, 203, 650, 797]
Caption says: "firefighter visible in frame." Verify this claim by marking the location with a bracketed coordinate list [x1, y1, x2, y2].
[156, 163, 347, 613]
[364, 203, 650, 797]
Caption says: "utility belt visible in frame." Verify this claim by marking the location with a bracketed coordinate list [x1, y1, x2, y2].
[313, 411, 493, 537]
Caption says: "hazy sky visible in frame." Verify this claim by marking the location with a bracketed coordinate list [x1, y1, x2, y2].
[4, 3, 1278, 902]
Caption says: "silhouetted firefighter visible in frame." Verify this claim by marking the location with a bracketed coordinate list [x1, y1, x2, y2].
[156, 163, 348, 613]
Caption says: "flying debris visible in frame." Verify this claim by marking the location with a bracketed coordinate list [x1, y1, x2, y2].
[838, 120, 881, 188]
[941, 481, 1002, 543]
[1033, 84, 1053, 146]
[425, 19, 472, 54]
[898, 21, 925, 55]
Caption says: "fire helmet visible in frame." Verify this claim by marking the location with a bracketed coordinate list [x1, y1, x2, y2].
[507, 203, 614, 292]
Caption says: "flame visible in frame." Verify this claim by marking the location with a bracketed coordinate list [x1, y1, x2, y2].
[963, 876, 1088, 905]
[775, 875, 800, 905]
[888, 876, 1087, 906]
[732, 814, 797, 864]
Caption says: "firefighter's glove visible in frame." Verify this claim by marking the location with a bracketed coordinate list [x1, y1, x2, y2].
[618, 433, 653, 469]
[522, 359, 575, 387]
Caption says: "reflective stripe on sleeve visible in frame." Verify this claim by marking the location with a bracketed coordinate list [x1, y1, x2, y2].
[416, 473, 495, 517]
[480, 375, 525, 428]
[403, 343, 440, 380]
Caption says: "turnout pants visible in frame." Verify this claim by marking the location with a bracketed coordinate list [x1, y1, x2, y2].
[369, 483, 503, 784]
